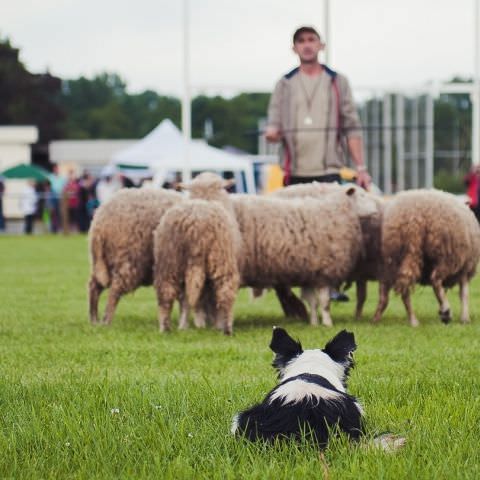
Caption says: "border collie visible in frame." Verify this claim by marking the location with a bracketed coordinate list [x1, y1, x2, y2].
[231, 327, 363, 446]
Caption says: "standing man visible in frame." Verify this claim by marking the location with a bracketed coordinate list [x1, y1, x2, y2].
[48, 164, 66, 233]
[21, 180, 37, 235]
[265, 26, 371, 188]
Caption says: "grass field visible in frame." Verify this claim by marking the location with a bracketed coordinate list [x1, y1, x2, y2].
[1, 235, 480, 479]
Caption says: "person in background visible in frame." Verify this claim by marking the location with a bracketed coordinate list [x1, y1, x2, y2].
[63, 170, 81, 232]
[265, 25, 371, 189]
[78, 172, 96, 232]
[464, 164, 480, 221]
[96, 174, 120, 205]
[41, 181, 55, 232]
[0, 176, 5, 232]
[21, 180, 38, 234]
[48, 164, 66, 233]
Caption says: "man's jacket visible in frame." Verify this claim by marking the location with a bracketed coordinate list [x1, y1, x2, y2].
[267, 65, 362, 176]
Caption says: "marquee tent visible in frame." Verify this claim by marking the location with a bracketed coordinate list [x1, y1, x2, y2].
[111, 119, 256, 193]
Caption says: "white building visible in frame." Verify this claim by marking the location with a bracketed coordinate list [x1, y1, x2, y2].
[49, 139, 136, 176]
[0, 126, 39, 218]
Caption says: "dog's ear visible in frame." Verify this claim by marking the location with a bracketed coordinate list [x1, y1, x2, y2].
[323, 330, 356, 364]
[270, 327, 303, 371]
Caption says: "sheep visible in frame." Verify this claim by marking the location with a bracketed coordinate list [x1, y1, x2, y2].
[271, 182, 384, 323]
[87, 174, 314, 329]
[187, 174, 379, 327]
[372, 189, 480, 326]
[153, 198, 241, 335]
[88, 187, 182, 325]
[237, 188, 381, 326]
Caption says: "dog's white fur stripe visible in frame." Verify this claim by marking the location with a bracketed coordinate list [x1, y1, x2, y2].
[354, 402, 364, 415]
[269, 379, 342, 405]
[280, 350, 346, 392]
[231, 413, 240, 435]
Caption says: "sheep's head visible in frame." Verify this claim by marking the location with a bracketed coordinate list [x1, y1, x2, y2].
[181, 171, 234, 203]
[344, 185, 382, 218]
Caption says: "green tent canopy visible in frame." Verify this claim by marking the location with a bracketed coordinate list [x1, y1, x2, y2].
[0, 163, 50, 181]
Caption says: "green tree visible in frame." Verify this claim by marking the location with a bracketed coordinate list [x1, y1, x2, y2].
[121, 90, 181, 137]
[0, 37, 65, 148]
[59, 74, 181, 139]
[192, 92, 269, 153]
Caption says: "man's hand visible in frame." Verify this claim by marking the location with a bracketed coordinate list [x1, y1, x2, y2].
[356, 168, 372, 190]
[265, 126, 282, 143]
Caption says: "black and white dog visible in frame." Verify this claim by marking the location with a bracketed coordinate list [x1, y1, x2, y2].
[232, 327, 364, 446]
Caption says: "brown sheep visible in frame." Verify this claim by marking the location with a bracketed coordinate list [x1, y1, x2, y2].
[88, 188, 182, 325]
[372, 189, 480, 326]
[153, 199, 240, 334]
[177, 173, 380, 328]
[271, 182, 384, 322]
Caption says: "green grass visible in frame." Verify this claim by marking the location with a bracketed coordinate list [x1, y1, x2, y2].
[1, 235, 479, 479]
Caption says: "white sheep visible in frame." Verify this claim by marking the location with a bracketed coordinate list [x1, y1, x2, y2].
[271, 182, 384, 322]
[153, 198, 241, 334]
[372, 189, 480, 326]
[190, 174, 380, 327]
[88, 187, 182, 325]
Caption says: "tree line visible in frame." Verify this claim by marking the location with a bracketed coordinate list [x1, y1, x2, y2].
[0, 37, 269, 163]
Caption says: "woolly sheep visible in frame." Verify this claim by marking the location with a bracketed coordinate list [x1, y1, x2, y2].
[87, 174, 308, 329]
[372, 189, 480, 326]
[271, 182, 384, 323]
[88, 187, 182, 325]
[207, 182, 380, 327]
[153, 199, 240, 335]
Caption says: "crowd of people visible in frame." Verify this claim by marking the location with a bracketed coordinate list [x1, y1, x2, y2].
[8, 166, 143, 235]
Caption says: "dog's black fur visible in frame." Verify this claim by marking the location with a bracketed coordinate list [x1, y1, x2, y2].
[232, 328, 363, 446]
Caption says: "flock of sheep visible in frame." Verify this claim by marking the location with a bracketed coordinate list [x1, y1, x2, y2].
[88, 172, 480, 334]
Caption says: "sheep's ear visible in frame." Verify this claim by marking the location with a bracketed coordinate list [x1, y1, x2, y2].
[222, 179, 236, 189]
[270, 327, 303, 371]
[323, 330, 356, 364]
[177, 183, 188, 191]
[346, 186, 356, 196]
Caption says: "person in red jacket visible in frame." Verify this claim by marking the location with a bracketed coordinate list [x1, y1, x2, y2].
[464, 165, 480, 221]
[63, 170, 81, 232]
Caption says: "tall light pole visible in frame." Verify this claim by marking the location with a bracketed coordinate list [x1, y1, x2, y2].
[323, 0, 330, 65]
[182, 0, 192, 182]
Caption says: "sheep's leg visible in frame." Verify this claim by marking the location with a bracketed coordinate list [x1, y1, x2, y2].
[431, 274, 451, 324]
[301, 287, 319, 326]
[318, 287, 333, 327]
[274, 285, 309, 321]
[193, 307, 207, 328]
[401, 291, 419, 327]
[177, 292, 190, 330]
[354, 280, 367, 321]
[372, 282, 390, 323]
[102, 285, 122, 325]
[88, 277, 103, 324]
[459, 277, 470, 324]
[219, 307, 235, 336]
[214, 280, 237, 335]
[158, 300, 174, 332]
[250, 287, 264, 299]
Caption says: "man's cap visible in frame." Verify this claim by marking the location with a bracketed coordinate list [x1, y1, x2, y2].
[293, 26, 322, 44]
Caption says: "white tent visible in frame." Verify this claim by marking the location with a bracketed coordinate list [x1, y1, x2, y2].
[111, 119, 256, 193]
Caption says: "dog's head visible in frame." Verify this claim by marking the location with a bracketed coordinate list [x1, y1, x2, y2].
[270, 327, 357, 388]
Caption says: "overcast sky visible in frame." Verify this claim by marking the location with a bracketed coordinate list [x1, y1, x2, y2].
[2, 0, 477, 97]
